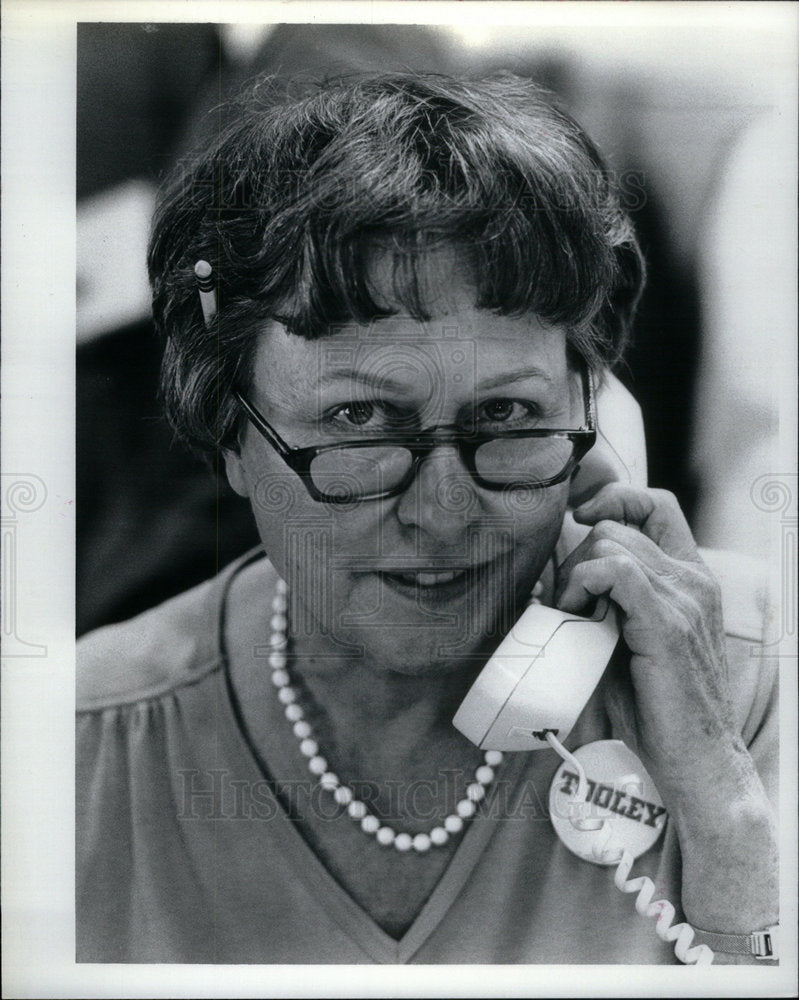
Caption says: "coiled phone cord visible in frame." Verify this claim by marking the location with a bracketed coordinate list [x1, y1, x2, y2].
[545, 732, 714, 966]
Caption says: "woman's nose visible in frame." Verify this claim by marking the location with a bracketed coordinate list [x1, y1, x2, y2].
[394, 445, 481, 541]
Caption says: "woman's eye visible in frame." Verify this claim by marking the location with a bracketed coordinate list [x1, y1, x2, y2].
[324, 400, 414, 435]
[477, 399, 539, 426]
[333, 401, 375, 426]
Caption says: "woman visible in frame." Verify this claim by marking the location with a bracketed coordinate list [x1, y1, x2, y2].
[77, 74, 777, 964]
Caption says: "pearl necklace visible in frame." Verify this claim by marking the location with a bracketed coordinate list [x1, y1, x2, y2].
[267, 576, 541, 854]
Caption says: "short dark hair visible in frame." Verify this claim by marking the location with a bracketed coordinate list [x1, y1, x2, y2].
[148, 72, 645, 458]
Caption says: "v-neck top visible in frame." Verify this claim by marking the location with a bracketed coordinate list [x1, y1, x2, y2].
[76, 548, 777, 964]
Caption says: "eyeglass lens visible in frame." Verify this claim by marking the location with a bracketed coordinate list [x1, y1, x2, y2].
[308, 438, 576, 500]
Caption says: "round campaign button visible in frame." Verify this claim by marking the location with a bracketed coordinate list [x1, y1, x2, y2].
[549, 740, 667, 866]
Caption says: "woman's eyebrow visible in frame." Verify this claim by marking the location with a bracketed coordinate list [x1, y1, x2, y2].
[315, 369, 424, 395]
[315, 366, 555, 393]
[475, 367, 555, 391]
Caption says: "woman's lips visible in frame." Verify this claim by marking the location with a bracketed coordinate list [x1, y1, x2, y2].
[392, 569, 463, 586]
[374, 565, 490, 602]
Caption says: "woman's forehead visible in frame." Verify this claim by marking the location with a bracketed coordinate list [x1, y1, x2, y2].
[249, 239, 572, 408]
[251, 305, 570, 411]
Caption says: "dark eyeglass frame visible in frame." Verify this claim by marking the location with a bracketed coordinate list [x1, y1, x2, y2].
[234, 358, 596, 504]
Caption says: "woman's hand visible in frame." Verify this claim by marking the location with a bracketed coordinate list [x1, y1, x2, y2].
[555, 483, 777, 940]
[556, 483, 733, 794]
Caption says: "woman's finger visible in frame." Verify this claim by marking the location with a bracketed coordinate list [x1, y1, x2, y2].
[556, 552, 662, 636]
[585, 520, 711, 587]
[573, 483, 701, 563]
[554, 520, 703, 608]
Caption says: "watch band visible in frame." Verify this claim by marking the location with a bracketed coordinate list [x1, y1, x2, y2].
[692, 925, 778, 960]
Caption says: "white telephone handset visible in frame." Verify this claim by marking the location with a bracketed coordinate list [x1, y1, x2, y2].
[452, 598, 620, 750]
[454, 371, 641, 750]
[453, 373, 715, 966]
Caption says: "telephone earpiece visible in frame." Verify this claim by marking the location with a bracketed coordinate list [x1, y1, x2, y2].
[568, 371, 647, 508]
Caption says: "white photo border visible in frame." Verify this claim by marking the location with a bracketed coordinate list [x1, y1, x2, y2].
[2, 1, 796, 996]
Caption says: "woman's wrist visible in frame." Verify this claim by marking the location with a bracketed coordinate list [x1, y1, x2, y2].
[676, 785, 778, 935]
[650, 727, 766, 828]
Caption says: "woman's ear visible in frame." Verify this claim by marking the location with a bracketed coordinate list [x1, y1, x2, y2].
[222, 447, 250, 498]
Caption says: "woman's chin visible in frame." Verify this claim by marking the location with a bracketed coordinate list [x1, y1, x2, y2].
[335, 569, 526, 650]
[350, 626, 496, 679]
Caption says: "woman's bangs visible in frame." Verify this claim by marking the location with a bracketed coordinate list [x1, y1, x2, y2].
[276, 207, 611, 341]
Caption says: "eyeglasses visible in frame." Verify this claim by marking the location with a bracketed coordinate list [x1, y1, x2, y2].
[234, 361, 596, 504]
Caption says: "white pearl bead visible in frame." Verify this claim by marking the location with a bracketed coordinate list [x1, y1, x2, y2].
[347, 800, 367, 820]
[320, 772, 339, 791]
[284, 703, 303, 722]
[361, 814, 380, 834]
[376, 826, 395, 846]
[271, 599, 287, 616]
[277, 686, 296, 704]
[270, 613, 287, 632]
[466, 782, 485, 802]
[269, 633, 287, 649]
[430, 827, 449, 846]
[475, 765, 494, 785]
[271, 669, 290, 688]
[292, 720, 312, 739]
[334, 786, 353, 806]
[394, 832, 413, 852]
[268, 650, 286, 669]
[456, 798, 476, 819]
[299, 738, 318, 758]
[276, 578, 288, 595]
[484, 750, 503, 767]
[308, 755, 327, 775]
[444, 815, 463, 834]
[412, 833, 431, 853]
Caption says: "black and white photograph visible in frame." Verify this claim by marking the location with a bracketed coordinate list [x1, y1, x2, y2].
[2, 2, 797, 996]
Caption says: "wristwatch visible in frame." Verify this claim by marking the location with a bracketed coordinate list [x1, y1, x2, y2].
[693, 925, 779, 960]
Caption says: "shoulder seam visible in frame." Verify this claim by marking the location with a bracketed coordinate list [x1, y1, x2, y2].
[699, 546, 768, 645]
[76, 653, 223, 713]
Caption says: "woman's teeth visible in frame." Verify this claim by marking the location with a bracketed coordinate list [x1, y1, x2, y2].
[394, 570, 463, 586]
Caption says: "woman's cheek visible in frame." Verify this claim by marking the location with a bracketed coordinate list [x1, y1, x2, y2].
[274, 501, 386, 635]
[485, 482, 568, 560]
